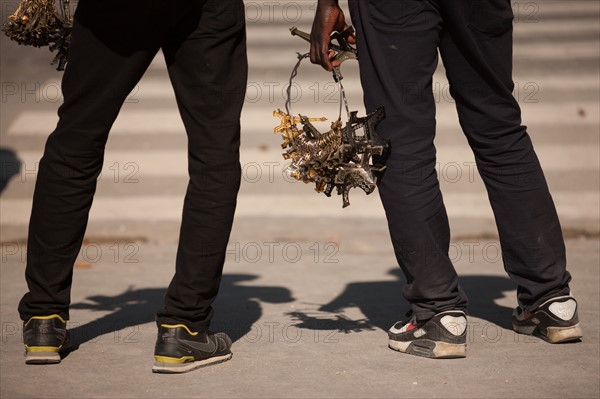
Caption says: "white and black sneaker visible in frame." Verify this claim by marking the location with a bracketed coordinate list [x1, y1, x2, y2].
[388, 310, 467, 359]
[513, 295, 583, 343]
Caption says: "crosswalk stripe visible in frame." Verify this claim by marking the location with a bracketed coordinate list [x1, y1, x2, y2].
[29, 73, 600, 103]
[243, 20, 599, 38]
[7, 143, 599, 182]
[147, 43, 599, 71]
[1, 191, 598, 225]
[7, 100, 599, 136]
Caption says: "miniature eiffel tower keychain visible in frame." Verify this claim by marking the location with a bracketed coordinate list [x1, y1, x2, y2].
[273, 26, 389, 208]
[2, 0, 73, 70]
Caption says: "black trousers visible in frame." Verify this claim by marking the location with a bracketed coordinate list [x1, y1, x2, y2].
[349, 0, 571, 321]
[18, 0, 247, 331]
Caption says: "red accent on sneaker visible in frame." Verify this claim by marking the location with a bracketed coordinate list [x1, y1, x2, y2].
[406, 322, 417, 332]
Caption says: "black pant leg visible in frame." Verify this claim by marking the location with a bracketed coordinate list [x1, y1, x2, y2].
[155, 0, 247, 331]
[438, 0, 571, 310]
[18, 1, 164, 321]
[349, 0, 468, 321]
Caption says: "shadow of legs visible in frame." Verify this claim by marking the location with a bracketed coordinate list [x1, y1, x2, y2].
[62, 274, 295, 357]
[288, 268, 517, 333]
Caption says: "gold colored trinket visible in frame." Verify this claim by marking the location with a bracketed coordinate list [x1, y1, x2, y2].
[2, 0, 73, 70]
[273, 27, 389, 207]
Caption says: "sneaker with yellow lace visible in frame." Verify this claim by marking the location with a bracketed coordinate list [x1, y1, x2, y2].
[152, 324, 233, 373]
[23, 314, 69, 364]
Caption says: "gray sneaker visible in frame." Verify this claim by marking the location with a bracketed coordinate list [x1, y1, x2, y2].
[388, 310, 467, 359]
[512, 295, 583, 343]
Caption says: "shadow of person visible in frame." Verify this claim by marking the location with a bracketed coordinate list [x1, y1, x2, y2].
[460, 274, 517, 329]
[0, 148, 21, 193]
[288, 268, 517, 334]
[64, 273, 294, 358]
[211, 274, 295, 341]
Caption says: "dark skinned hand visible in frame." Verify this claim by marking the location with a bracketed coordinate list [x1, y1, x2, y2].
[310, 0, 356, 71]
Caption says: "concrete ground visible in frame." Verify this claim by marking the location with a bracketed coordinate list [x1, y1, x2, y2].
[0, 238, 598, 398]
[1, 0, 599, 398]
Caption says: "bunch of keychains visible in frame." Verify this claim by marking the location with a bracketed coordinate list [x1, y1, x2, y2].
[273, 27, 389, 208]
[2, 0, 72, 70]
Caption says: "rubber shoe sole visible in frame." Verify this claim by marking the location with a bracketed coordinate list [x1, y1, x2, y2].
[388, 339, 466, 359]
[152, 353, 232, 374]
[513, 322, 583, 344]
[25, 348, 61, 364]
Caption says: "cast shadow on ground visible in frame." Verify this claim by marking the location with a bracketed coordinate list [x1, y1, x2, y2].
[0, 148, 20, 193]
[287, 268, 517, 334]
[62, 273, 294, 358]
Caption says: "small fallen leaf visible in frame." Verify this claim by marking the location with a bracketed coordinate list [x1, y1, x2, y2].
[74, 261, 91, 269]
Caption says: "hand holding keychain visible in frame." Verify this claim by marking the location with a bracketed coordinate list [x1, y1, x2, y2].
[273, 27, 389, 208]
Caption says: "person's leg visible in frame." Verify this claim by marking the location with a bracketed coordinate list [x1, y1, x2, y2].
[18, 0, 164, 321]
[155, 0, 247, 332]
[348, 0, 467, 321]
[438, 0, 571, 311]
